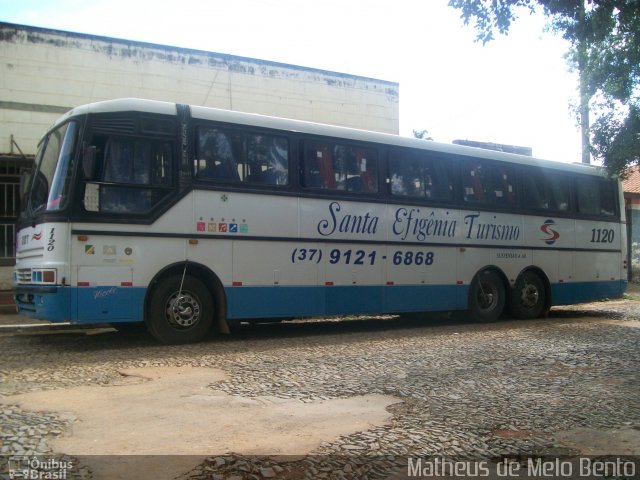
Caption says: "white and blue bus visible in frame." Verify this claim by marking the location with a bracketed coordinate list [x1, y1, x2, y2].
[14, 99, 627, 343]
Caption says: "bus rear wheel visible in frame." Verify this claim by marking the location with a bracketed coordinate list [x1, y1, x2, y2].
[509, 271, 546, 319]
[468, 270, 505, 322]
[147, 274, 214, 344]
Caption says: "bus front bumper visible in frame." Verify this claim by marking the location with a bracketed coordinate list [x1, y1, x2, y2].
[14, 285, 72, 323]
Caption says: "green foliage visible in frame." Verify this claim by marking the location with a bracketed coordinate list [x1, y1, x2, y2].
[447, 0, 536, 44]
[592, 106, 640, 175]
[448, 0, 640, 174]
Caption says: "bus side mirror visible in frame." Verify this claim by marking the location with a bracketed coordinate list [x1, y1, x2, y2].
[83, 146, 97, 179]
[19, 168, 33, 195]
[18, 167, 33, 213]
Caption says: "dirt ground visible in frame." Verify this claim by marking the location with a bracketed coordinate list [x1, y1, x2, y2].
[1, 285, 639, 479]
[3, 366, 400, 479]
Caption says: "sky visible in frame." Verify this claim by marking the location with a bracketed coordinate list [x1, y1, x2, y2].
[0, 0, 583, 164]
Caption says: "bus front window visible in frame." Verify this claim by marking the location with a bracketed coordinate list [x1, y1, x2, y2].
[28, 122, 78, 215]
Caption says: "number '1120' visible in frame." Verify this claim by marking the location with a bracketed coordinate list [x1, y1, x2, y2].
[590, 228, 614, 243]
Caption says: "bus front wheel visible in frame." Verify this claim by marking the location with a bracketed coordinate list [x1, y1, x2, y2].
[468, 270, 505, 322]
[509, 271, 546, 320]
[147, 274, 214, 344]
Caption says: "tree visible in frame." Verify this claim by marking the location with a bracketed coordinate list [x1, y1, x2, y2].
[448, 0, 640, 174]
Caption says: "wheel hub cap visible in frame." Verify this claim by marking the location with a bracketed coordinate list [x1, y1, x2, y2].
[521, 284, 539, 309]
[167, 293, 201, 328]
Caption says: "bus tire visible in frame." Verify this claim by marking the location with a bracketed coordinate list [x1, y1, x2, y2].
[147, 274, 214, 344]
[509, 271, 546, 320]
[468, 270, 505, 322]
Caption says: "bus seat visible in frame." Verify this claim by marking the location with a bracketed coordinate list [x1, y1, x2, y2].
[347, 176, 362, 192]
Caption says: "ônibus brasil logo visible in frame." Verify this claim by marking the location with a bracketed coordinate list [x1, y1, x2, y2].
[540, 219, 559, 245]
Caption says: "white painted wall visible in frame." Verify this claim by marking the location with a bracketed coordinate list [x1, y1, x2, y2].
[0, 22, 399, 156]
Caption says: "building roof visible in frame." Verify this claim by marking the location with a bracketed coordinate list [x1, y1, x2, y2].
[623, 165, 640, 195]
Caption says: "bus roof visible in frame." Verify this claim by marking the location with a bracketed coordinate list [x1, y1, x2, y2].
[57, 98, 609, 177]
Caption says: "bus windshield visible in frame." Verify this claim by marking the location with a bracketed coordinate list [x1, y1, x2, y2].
[25, 121, 78, 216]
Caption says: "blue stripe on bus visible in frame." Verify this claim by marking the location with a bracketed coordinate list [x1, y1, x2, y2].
[15, 280, 626, 324]
[225, 284, 467, 319]
[551, 280, 627, 306]
[15, 286, 146, 324]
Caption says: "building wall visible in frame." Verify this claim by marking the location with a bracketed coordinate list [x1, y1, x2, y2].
[0, 22, 399, 291]
[0, 22, 399, 157]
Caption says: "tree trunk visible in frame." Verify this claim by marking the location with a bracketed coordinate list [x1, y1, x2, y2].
[578, 3, 590, 164]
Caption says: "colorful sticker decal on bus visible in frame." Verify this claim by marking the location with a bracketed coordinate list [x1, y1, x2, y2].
[85, 245, 95, 255]
[219, 223, 228, 232]
[197, 222, 206, 232]
[229, 224, 238, 233]
[32, 232, 42, 241]
[208, 223, 217, 232]
[540, 219, 560, 245]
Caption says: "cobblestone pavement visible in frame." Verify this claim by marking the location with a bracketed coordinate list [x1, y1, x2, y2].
[0, 289, 639, 479]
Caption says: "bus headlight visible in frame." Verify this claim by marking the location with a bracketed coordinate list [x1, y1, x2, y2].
[31, 269, 57, 284]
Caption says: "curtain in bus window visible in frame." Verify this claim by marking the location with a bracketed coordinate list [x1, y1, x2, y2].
[103, 139, 132, 183]
[332, 145, 378, 192]
[423, 156, 454, 202]
[303, 143, 335, 189]
[389, 150, 424, 197]
[150, 142, 172, 187]
[356, 148, 378, 193]
[461, 161, 487, 203]
[332, 146, 350, 190]
[196, 128, 240, 182]
[100, 137, 172, 213]
[246, 134, 289, 185]
[104, 138, 171, 185]
[462, 161, 516, 206]
[492, 166, 516, 205]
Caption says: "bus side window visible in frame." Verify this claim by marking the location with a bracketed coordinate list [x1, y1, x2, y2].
[548, 175, 570, 211]
[333, 145, 378, 193]
[356, 148, 378, 193]
[246, 134, 289, 186]
[196, 128, 241, 182]
[303, 141, 377, 194]
[389, 150, 424, 198]
[462, 161, 515, 207]
[88, 136, 173, 214]
[576, 176, 616, 216]
[523, 170, 570, 212]
[598, 180, 616, 216]
[423, 155, 454, 202]
[522, 173, 545, 209]
[461, 161, 487, 203]
[303, 142, 334, 189]
[493, 166, 516, 205]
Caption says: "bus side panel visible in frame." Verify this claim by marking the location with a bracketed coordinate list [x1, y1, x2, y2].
[228, 241, 323, 318]
[74, 266, 145, 323]
[322, 243, 384, 315]
[384, 245, 459, 312]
